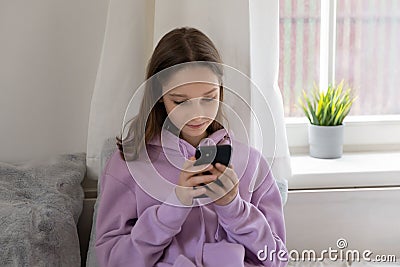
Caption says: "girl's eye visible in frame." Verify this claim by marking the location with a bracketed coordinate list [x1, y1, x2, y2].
[173, 100, 186, 105]
[173, 97, 216, 105]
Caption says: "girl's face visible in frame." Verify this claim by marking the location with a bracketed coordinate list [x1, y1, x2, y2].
[161, 67, 220, 145]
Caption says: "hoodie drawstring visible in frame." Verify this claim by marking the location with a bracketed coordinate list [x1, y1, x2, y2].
[194, 204, 206, 266]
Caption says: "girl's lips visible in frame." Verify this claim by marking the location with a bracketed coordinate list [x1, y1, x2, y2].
[186, 121, 207, 129]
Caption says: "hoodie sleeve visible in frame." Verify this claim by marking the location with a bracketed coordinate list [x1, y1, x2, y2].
[95, 172, 193, 267]
[213, 155, 288, 267]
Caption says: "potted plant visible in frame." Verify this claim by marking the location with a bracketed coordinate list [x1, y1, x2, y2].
[298, 80, 357, 159]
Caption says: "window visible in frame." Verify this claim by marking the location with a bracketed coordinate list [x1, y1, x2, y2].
[279, 0, 400, 117]
[335, 0, 400, 115]
[279, 0, 400, 151]
[279, 0, 320, 117]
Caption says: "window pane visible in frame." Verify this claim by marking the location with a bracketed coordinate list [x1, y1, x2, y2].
[336, 0, 400, 115]
[279, 0, 321, 117]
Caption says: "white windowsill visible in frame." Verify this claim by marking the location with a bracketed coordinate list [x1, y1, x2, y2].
[289, 151, 400, 190]
[285, 115, 400, 153]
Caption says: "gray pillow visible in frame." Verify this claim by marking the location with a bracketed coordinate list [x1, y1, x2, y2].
[0, 153, 86, 267]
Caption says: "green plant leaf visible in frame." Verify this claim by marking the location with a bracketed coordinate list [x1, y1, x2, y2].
[296, 80, 356, 126]
[306, 96, 318, 125]
[333, 104, 345, 125]
[298, 97, 312, 123]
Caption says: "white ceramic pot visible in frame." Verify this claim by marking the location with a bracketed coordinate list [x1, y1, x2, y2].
[308, 124, 344, 159]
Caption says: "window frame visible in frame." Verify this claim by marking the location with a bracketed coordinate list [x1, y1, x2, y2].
[284, 0, 400, 153]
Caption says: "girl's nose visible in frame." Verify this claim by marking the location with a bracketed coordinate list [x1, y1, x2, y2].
[192, 98, 202, 108]
[190, 99, 206, 115]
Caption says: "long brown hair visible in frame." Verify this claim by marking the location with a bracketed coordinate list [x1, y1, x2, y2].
[116, 27, 227, 161]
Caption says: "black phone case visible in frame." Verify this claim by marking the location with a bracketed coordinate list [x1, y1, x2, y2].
[193, 144, 232, 198]
[193, 144, 231, 167]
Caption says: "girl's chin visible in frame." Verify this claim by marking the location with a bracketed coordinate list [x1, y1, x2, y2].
[181, 124, 209, 138]
[182, 128, 206, 137]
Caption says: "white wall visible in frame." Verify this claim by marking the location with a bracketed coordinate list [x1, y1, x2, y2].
[153, 0, 250, 77]
[0, 0, 109, 163]
[284, 187, 400, 258]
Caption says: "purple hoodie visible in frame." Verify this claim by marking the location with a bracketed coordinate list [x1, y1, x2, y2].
[95, 128, 287, 266]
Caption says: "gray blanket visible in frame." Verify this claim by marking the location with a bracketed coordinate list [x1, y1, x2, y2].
[0, 153, 86, 267]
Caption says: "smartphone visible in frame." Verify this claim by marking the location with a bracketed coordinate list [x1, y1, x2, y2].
[193, 144, 232, 167]
[193, 144, 232, 198]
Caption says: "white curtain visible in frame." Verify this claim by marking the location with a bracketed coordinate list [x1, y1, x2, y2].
[86, 0, 291, 204]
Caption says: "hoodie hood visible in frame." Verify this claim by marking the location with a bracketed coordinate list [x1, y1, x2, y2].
[127, 123, 234, 206]
[147, 125, 233, 160]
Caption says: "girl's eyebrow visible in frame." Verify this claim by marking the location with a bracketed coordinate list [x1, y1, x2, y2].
[168, 87, 218, 97]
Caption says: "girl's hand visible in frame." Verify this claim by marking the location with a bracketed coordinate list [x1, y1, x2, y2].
[175, 156, 218, 206]
[204, 163, 239, 206]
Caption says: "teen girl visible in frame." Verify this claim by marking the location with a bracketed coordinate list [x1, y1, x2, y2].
[95, 27, 287, 267]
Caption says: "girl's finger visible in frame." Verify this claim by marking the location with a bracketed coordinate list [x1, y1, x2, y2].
[205, 180, 226, 196]
[190, 187, 207, 198]
[215, 163, 237, 182]
[187, 174, 217, 187]
[204, 186, 219, 200]
[189, 163, 213, 173]
[182, 161, 194, 173]
[214, 162, 227, 173]
[216, 174, 235, 192]
[207, 165, 223, 177]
